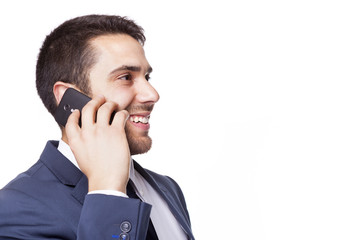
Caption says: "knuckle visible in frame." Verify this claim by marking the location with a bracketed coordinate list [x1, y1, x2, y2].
[97, 101, 116, 113]
[103, 101, 116, 111]
[81, 105, 91, 115]
[82, 100, 96, 111]
[115, 111, 127, 120]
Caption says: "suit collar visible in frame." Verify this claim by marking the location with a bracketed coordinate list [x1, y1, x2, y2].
[133, 161, 194, 240]
[71, 175, 88, 204]
[40, 141, 83, 186]
[40, 141, 87, 204]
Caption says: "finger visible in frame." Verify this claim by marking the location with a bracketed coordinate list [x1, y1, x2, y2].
[96, 101, 118, 126]
[81, 95, 106, 128]
[65, 109, 81, 140]
[111, 110, 129, 128]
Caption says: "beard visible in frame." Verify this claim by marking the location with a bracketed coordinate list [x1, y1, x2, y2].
[125, 123, 152, 155]
[125, 103, 154, 155]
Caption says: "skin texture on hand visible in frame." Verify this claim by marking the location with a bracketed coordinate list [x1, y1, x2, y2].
[65, 95, 130, 193]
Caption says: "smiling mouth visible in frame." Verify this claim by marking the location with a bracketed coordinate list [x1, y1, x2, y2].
[129, 115, 150, 124]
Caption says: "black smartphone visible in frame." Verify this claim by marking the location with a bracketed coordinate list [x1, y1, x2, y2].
[54, 88, 91, 127]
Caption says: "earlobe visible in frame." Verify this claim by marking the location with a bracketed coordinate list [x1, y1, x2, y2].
[53, 82, 76, 105]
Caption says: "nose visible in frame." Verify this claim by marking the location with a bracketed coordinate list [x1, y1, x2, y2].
[136, 80, 160, 104]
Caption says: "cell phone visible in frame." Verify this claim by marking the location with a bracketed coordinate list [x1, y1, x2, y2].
[54, 88, 91, 127]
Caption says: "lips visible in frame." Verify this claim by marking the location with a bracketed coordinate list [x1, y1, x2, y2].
[129, 115, 149, 124]
[128, 113, 151, 130]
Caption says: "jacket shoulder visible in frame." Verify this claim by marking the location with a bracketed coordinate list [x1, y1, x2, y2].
[0, 161, 79, 239]
[0, 179, 77, 239]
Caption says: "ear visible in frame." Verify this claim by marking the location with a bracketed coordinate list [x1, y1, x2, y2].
[53, 82, 77, 105]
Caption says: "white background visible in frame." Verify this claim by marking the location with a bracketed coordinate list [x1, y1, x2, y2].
[0, 0, 360, 239]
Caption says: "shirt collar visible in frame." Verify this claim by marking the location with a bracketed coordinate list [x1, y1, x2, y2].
[58, 139, 80, 169]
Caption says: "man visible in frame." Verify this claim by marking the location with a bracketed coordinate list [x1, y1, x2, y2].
[0, 15, 194, 240]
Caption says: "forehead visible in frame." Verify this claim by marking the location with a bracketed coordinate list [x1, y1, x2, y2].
[89, 34, 149, 69]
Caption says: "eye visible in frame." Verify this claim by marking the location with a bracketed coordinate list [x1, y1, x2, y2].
[117, 74, 132, 81]
[145, 74, 151, 81]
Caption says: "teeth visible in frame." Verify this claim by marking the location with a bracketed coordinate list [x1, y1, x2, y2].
[130, 116, 149, 124]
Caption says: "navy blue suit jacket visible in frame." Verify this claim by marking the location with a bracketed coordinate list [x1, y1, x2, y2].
[0, 141, 194, 239]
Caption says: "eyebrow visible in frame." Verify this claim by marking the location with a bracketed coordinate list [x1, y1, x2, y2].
[109, 65, 153, 76]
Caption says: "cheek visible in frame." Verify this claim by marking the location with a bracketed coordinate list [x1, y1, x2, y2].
[109, 91, 135, 110]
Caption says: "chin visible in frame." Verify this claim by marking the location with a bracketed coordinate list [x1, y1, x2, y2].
[127, 134, 152, 155]
[125, 122, 153, 155]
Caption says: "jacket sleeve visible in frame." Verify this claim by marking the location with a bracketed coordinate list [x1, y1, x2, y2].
[78, 194, 151, 239]
[0, 188, 151, 240]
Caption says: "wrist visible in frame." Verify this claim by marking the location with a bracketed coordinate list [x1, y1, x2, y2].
[88, 189, 128, 198]
[88, 177, 128, 193]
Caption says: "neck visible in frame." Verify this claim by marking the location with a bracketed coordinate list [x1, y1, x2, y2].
[61, 129, 69, 145]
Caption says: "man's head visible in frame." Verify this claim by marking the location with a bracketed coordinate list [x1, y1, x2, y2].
[36, 15, 159, 155]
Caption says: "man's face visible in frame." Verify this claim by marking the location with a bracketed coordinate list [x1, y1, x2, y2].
[88, 34, 160, 155]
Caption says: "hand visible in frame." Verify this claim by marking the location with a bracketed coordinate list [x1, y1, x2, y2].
[65, 95, 130, 193]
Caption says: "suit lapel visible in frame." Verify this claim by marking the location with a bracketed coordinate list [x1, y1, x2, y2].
[133, 161, 194, 240]
[40, 141, 83, 185]
[40, 141, 88, 205]
[71, 175, 88, 204]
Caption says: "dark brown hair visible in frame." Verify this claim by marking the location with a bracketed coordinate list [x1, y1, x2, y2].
[36, 14, 145, 115]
